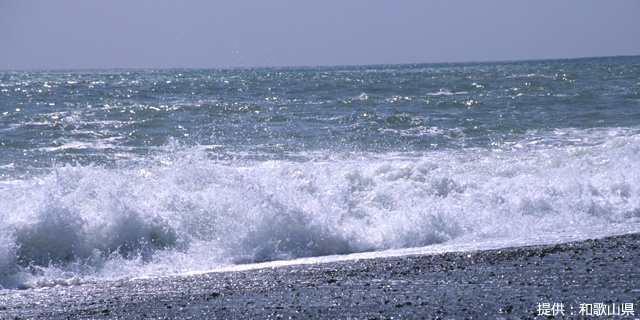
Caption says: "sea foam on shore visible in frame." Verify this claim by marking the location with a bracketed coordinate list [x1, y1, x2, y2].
[2, 233, 639, 319]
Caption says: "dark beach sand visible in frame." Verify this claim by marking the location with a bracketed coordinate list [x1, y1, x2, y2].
[2, 233, 639, 319]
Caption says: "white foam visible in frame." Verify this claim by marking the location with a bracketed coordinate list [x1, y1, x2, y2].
[1, 129, 639, 289]
[427, 90, 469, 96]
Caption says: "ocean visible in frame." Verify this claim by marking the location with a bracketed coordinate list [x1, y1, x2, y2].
[1, 56, 639, 290]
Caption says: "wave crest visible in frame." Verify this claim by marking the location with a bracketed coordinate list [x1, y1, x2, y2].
[1, 133, 640, 288]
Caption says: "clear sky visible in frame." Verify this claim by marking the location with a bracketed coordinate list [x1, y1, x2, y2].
[1, 0, 639, 70]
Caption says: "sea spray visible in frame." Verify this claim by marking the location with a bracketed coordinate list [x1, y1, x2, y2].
[2, 130, 639, 288]
[1, 56, 640, 288]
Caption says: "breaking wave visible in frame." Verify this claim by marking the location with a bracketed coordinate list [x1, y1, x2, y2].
[1, 130, 639, 289]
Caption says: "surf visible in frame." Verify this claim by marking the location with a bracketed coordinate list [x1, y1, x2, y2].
[1, 128, 639, 289]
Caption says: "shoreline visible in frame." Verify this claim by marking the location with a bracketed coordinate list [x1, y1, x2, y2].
[3, 233, 640, 319]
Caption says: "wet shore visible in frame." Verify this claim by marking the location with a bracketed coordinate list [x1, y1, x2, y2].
[3, 233, 640, 319]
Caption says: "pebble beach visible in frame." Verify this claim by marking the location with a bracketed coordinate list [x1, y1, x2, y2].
[3, 233, 639, 319]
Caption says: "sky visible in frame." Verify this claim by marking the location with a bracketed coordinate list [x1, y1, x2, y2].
[1, 0, 639, 70]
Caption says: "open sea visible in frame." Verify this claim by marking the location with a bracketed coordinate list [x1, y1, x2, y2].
[1, 56, 639, 290]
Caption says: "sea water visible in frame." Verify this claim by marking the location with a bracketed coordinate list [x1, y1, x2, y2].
[1, 56, 639, 289]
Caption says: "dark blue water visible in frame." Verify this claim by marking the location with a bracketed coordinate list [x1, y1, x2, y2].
[1, 56, 639, 289]
[2, 56, 639, 174]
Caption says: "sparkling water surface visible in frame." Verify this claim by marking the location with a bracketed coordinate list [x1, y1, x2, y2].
[1, 56, 639, 288]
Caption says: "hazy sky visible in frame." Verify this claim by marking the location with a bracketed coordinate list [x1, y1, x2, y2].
[1, 0, 639, 70]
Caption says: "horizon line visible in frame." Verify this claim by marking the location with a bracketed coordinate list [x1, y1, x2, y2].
[1, 54, 638, 73]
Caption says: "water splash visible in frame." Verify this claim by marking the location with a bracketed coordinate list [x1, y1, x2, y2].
[1, 131, 639, 288]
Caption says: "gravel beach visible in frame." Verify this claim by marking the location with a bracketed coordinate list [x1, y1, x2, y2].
[2, 233, 639, 319]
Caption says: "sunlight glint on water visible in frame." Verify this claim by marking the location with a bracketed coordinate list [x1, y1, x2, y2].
[1, 56, 639, 288]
